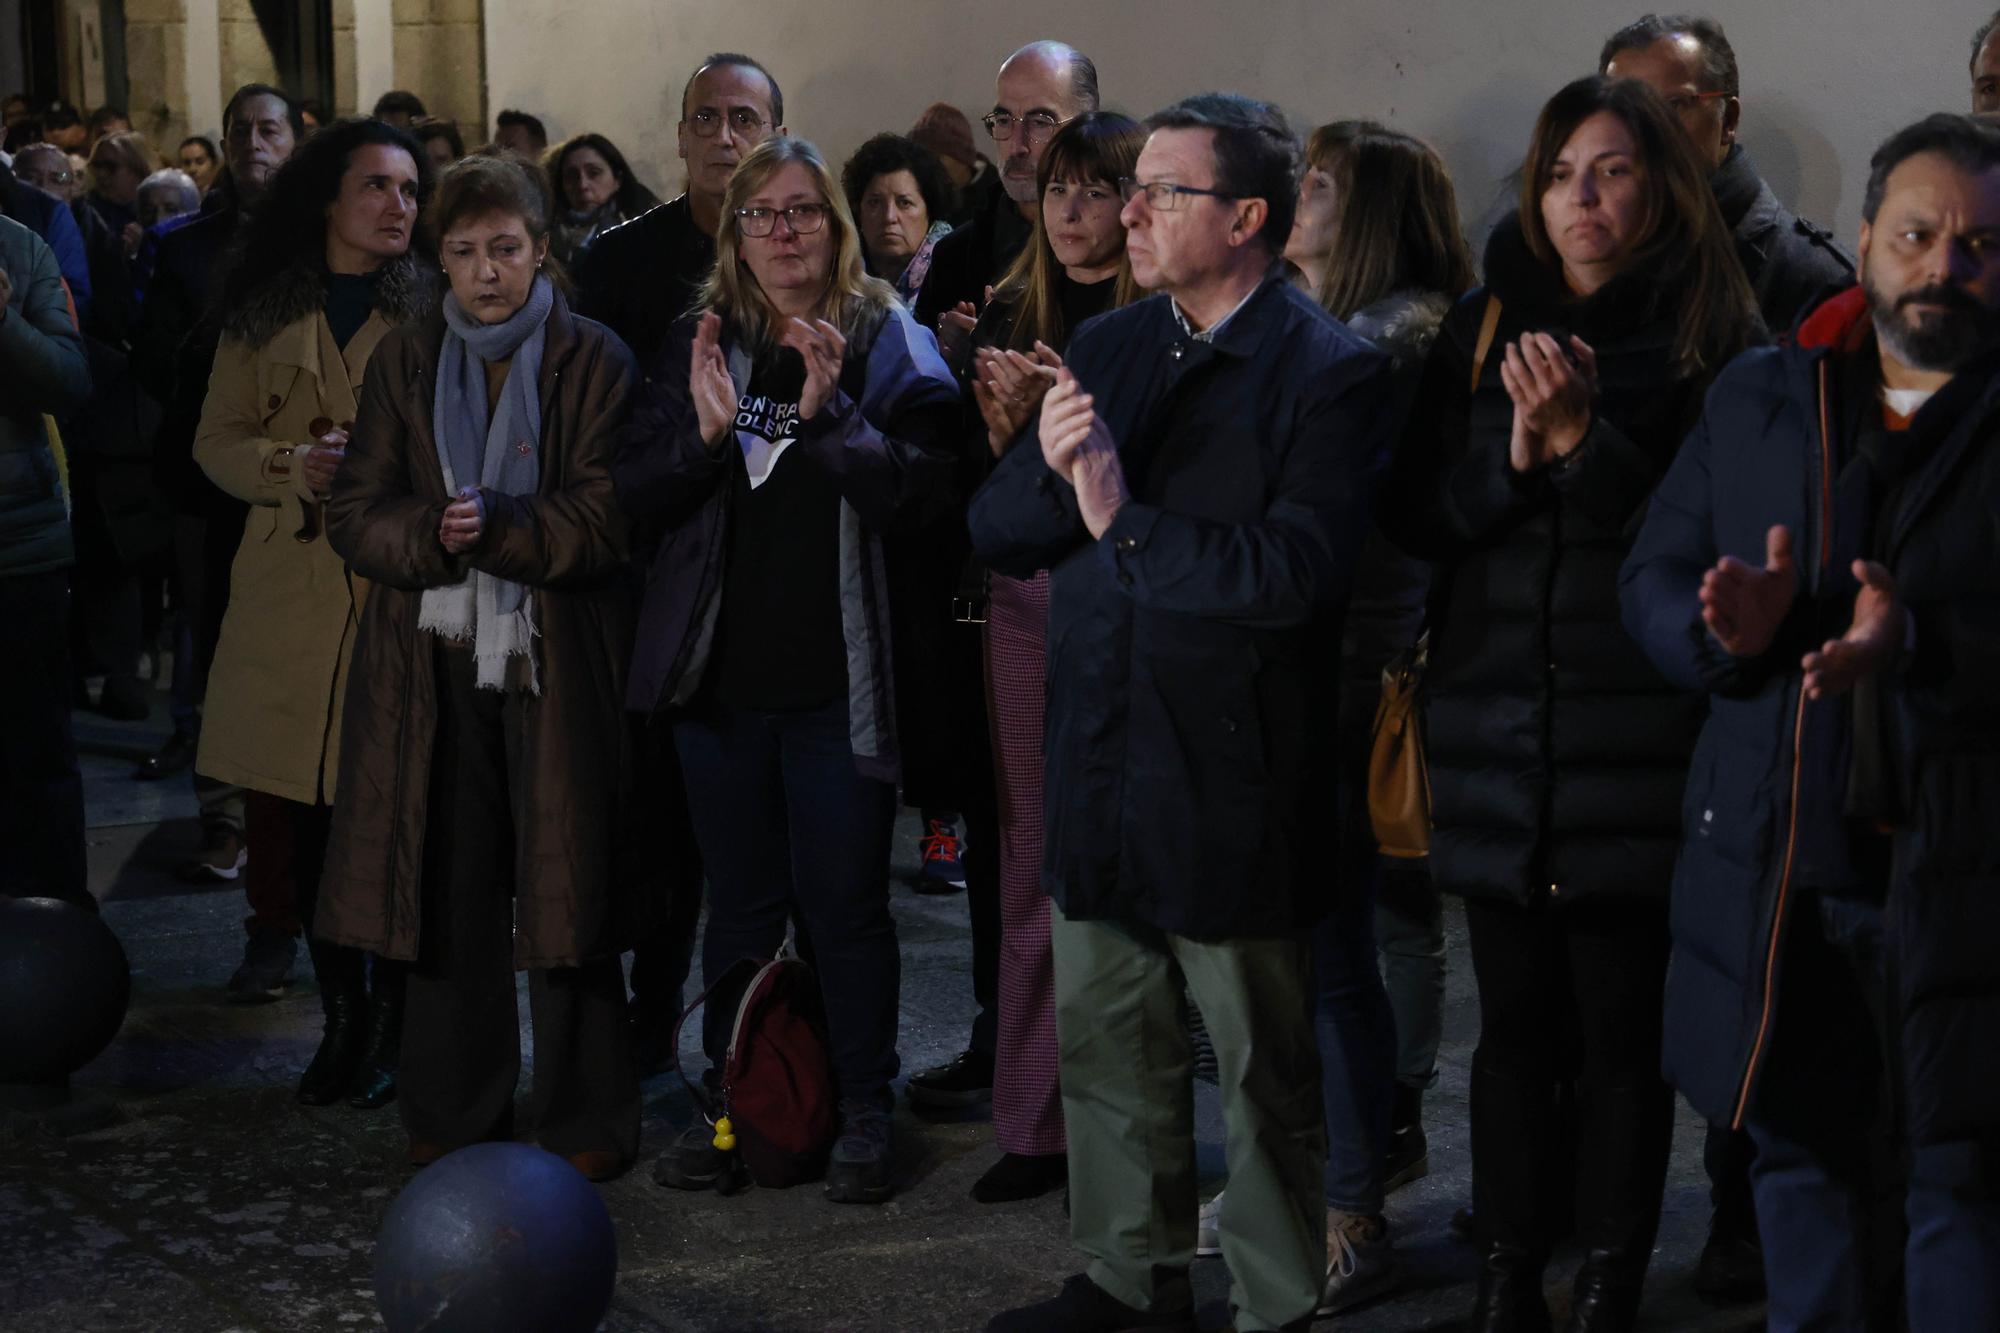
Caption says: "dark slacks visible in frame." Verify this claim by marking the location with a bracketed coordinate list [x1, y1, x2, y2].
[0, 570, 89, 907]
[674, 697, 901, 1107]
[398, 644, 638, 1158]
[624, 717, 705, 1021]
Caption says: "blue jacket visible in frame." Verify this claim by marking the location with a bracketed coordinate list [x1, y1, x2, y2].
[968, 272, 1394, 939]
[0, 214, 93, 576]
[1621, 286, 2000, 1144]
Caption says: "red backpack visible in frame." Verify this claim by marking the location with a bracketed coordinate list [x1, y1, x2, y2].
[673, 950, 837, 1190]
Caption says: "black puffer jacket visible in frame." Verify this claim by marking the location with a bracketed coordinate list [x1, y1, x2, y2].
[1382, 214, 1727, 908]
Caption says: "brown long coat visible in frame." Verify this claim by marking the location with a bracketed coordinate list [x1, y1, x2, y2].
[192, 257, 433, 803]
[316, 297, 638, 968]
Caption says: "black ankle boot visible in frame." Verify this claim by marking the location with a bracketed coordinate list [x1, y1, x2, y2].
[298, 944, 367, 1105]
[1384, 1082, 1430, 1191]
[347, 960, 403, 1110]
[1564, 1075, 1675, 1333]
[1470, 1242, 1552, 1333]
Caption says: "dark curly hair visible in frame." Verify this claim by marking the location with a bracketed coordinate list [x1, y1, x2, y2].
[840, 133, 954, 235]
[220, 117, 432, 318]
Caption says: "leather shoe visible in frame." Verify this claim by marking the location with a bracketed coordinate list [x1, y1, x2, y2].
[135, 729, 198, 780]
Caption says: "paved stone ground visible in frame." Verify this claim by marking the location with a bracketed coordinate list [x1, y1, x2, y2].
[1, 690, 1770, 1332]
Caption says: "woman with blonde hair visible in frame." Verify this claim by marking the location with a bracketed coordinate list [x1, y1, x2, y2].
[614, 136, 959, 1205]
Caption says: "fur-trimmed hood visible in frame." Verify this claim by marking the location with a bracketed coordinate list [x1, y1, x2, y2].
[1346, 288, 1455, 367]
[221, 253, 437, 349]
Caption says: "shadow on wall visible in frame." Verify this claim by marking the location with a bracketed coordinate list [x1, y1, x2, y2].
[1744, 95, 1852, 242]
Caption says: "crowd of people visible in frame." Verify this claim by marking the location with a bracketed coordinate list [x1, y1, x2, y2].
[3, 10, 1999, 1333]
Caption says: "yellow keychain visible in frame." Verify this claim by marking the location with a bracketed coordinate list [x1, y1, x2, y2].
[712, 1116, 737, 1152]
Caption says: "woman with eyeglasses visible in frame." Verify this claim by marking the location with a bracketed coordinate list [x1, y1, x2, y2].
[1383, 77, 1760, 1332]
[957, 109, 1146, 1206]
[840, 132, 954, 305]
[614, 136, 960, 1205]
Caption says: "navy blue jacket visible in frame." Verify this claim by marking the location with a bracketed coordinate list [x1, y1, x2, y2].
[1621, 286, 2000, 1144]
[967, 272, 1394, 940]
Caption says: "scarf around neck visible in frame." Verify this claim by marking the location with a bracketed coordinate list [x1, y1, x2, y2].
[419, 274, 555, 691]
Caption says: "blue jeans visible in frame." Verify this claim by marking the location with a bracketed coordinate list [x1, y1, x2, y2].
[1746, 893, 2000, 1333]
[1312, 866, 1396, 1215]
[674, 698, 901, 1108]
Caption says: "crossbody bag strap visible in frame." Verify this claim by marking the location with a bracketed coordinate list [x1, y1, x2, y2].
[1469, 294, 1502, 395]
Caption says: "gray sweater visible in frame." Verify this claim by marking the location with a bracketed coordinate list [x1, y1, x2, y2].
[0, 214, 91, 576]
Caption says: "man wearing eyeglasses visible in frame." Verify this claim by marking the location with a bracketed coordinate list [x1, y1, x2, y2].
[576, 53, 784, 1078]
[972, 93, 1394, 1333]
[576, 52, 784, 370]
[1602, 14, 1851, 337]
[912, 40, 1099, 339]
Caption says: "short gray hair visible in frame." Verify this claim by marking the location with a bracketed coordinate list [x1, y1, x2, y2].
[1004, 41, 1100, 114]
[139, 168, 202, 218]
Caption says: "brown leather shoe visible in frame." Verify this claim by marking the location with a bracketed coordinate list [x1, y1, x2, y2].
[565, 1150, 631, 1182]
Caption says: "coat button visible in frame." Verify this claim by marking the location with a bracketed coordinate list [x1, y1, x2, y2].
[267, 394, 282, 410]
[1221, 716, 1239, 733]
[1116, 536, 1137, 552]
[308, 416, 333, 436]
[1548, 883, 1560, 898]
[1170, 345, 1184, 360]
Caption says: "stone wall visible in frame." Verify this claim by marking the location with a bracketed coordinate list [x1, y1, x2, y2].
[389, 0, 482, 139]
[122, 0, 190, 147]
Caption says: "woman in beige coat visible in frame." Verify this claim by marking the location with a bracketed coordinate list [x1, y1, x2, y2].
[195, 118, 435, 1107]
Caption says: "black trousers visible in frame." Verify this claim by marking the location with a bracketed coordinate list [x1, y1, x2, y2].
[398, 644, 638, 1158]
[0, 570, 89, 907]
[624, 718, 704, 1019]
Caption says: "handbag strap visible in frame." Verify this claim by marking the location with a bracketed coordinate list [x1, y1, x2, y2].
[1469, 294, 1502, 395]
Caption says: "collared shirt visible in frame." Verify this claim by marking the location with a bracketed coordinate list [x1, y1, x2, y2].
[1168, 270, 1270, 344]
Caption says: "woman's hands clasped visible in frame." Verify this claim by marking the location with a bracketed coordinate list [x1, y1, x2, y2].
[1501, 332, 1597, 473]
[972, 341, 1064, 457]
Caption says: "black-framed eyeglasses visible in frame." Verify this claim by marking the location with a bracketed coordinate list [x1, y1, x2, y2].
[1662, 91, 1731, 114]
[687, 107, 768, 138]
[982, 112, 1064, 144]
[1118, 178, 1241, 210]
[734, 203, 829, 238]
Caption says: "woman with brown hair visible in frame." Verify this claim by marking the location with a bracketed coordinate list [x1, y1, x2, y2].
[956, 109, 1146, 1205]
[319, 152, 641, 1179]
[615, 136, 959, 1206]
[1383, 76, 1760, 1332]
[545, 132, 660, 269]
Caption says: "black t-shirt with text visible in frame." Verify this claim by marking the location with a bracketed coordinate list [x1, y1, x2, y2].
[712, 350, 848, 711]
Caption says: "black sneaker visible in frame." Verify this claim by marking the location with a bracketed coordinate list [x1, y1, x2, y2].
[1384, 1085, 1430, 1192]
[986, 1273, 1196, 1333]
[226, 927, 297, 1003]
[652, 1118, 729, 1191]
[906, 1048, 993, 1108]
[824, 1100, 895, 1204]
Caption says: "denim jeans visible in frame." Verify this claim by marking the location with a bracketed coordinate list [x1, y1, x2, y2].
[1313, 865, 1397, 1215]
[674, 697, 901, 1107]
[1746, 892, 2000, 1333]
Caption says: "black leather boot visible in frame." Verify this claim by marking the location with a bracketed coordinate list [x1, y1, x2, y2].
[297, 943, 368, 1105]
[1467, 1057, 1555, 1332]
[347, 959, 403, 1109]
[1565, 1075, 1675, 1333]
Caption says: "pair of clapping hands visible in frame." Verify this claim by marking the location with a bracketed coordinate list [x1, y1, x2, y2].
[969, 337, 1128, 540]
[1700, 527, 1905, 701]
[688, 310, 852, 449]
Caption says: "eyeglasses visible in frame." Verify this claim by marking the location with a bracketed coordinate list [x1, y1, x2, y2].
[1118, 178, 1241, 210]
[687, 107, 768, 138]
[982, 112, 1064, 144]
[1663, 91, 1732, 114]
[17, 166, 73, 188]
[734, 203, 829, 238]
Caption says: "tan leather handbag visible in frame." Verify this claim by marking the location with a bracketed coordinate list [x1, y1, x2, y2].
[1366, 295, 1501, 859]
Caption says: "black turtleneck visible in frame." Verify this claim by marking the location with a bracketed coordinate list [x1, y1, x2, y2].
[325, 269, 379, 350]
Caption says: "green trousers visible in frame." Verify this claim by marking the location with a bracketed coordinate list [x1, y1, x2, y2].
[1052, 905, 1326, 1331]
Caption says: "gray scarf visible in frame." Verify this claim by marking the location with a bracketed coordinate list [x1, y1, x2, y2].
[418, 275, 555, 691]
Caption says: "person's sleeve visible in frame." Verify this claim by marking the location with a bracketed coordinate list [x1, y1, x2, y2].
[611, 324, 732, 529]
[41, 201, 91, 320]
[326, 337, 466, 590]
[966, 406, 1087, 576]
[192, 338, 323, 507]
[0, 229, 91, 414]
[1618, 389, 1798, 698]
[794, 318, 960, 533]
[1378, 296, 1548, 561]
[1095, 346, 1395, 627]
[912, 228, 969, 328]
[469, 333, 633, 588]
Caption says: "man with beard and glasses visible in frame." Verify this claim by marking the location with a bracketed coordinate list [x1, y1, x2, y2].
[1622, 112, 2000, 1333]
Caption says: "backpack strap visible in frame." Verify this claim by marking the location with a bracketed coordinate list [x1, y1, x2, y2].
[666, 956, 761, 1123]
[1469, 294, 1502, 396]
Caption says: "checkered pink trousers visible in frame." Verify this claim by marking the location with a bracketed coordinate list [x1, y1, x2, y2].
[983, 569, 1066, 1155]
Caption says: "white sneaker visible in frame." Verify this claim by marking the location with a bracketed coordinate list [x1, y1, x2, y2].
[1318, 1210, 1401, 1316]
[1195, 1189, 1224, 1257]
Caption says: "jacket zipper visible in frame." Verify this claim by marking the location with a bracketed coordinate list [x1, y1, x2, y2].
[1729, 357, 1835, 1129]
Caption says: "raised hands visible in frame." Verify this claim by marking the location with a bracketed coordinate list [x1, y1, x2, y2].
[972, 340, 1064, 457]
[690, 311, 740, 452]
[1802, 560, 1906, 700]
[1701, 524, 1797, 658]
[780, 316, 848, 421]
[1501, 332, 1597, 473]
[1039, 367, 1127, 539]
